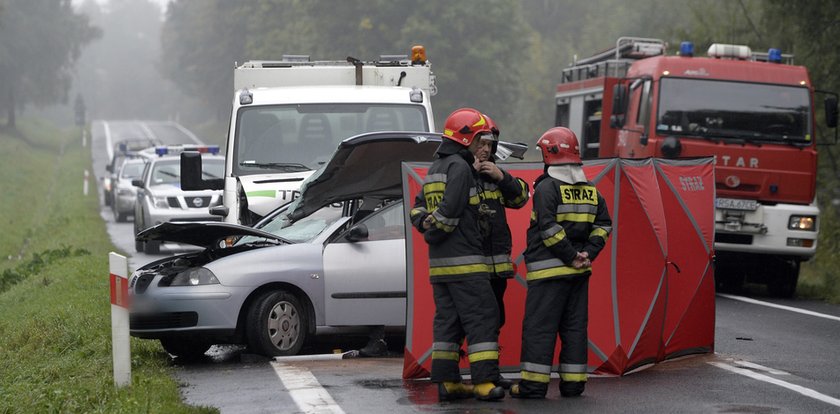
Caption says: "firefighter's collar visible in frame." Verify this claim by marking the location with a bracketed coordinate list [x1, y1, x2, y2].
[547, 165, 587, 184]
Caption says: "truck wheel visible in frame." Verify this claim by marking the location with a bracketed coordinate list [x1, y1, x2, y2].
[160, 338, 212, 359]
[767, 260, 799, 298]
[246, 290, 308, 357]
[714, 266, 743, 294]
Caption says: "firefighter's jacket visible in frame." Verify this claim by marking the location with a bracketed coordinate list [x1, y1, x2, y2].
[523, 173, 612, 283]
[411, 141, 489, 283]
[478, 166, 530, 279]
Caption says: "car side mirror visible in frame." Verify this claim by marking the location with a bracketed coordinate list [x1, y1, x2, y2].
[131, 179, 144, 188]
[612, 84, 628, 116]
[209, 205, 229, 217]
[181, 152, 223, 191]
[346, 224, 369, 242]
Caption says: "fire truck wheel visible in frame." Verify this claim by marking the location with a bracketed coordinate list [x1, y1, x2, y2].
[767, 260, 799, 298]
[246, 290, 308, 357]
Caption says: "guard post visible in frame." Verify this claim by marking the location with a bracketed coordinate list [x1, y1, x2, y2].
[109, 252, 131, 387]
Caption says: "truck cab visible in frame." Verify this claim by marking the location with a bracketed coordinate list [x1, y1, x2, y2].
[182, 46, 436, 226]
[555, 37, 838, 297]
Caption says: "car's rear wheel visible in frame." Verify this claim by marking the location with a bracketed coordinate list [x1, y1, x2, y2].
[247, 290, 307, 357]
[113, 207, 127, 223]
[159, 337, 212, 359]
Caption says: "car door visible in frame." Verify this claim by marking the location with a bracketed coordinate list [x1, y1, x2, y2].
[322, 202, 406, 326]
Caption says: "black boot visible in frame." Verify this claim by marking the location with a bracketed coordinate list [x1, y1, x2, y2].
[495, 376, 513, 389]
[359, 339, 387, 357]
[560, 380, 585, 397]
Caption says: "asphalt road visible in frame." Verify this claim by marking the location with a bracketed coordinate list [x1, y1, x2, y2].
[90, 120, 840, 413]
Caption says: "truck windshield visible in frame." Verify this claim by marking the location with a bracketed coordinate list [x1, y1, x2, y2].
[656, 78, 811, 144]
[234, 103, 428, 175]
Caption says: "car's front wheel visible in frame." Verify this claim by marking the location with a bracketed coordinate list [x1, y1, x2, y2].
[246, 290, 308, 357]
[159, 337, 212, 359]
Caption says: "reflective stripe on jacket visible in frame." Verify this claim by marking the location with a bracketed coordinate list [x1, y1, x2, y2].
[411, 149, 489, 283]
[478, 168, 530, 278]
[523, 173, 611, 283]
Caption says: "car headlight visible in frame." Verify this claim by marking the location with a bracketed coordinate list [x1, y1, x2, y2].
[117, 188, 135, 196]
[170, 267, 219, 286]
[152, 196, 169, 209]
[788, 215, 816, 231]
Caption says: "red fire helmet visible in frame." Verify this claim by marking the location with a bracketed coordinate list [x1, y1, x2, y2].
[442, 108, 492, 147]
[536, 127, 582, 165]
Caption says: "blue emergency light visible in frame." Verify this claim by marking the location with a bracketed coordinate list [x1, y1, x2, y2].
[680, 41, 694, 57]
[768, 48, 782, 63]
[155, 146, 168, 156]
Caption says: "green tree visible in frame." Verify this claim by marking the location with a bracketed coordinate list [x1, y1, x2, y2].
[0, 0, 100, 128]
[161, 0, 251, 120]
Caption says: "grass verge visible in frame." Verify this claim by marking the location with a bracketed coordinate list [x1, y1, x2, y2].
[0, 119, 215, 413]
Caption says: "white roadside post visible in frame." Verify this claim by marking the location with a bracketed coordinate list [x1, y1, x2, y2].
[83, 169, 89, 196]
[109, 252, 131, 387]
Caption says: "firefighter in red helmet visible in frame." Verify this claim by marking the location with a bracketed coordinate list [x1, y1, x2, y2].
[410, 108, 506, 401]
[473, 114, 530, 389]
[511, 127, 612, 399]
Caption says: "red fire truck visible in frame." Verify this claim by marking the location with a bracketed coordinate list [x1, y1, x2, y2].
[555, 37, 838, 297]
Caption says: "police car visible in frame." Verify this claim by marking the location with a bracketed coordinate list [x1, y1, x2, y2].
[132, 145, 225, 254]
[128, 132, 440, 358]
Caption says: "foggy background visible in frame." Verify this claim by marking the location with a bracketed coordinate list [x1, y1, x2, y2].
[11, 0, 829, 145]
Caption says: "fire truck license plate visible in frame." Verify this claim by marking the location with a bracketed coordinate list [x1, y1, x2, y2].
[715, 198, 759, 211]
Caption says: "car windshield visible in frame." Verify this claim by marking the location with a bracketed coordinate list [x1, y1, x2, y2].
[150, 158, 224, 185]
[120, 161, 146, 179]
[233, 103, 429, 175]
[656, 78, 811, 143]
[238, 204, 345, 244]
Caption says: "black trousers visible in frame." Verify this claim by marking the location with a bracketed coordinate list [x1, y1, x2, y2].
[430, 278, 501, 384]
[490, 277, 508, 331]
[518, 275, 589, 395]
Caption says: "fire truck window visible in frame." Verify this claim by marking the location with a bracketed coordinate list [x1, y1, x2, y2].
[637, 80, 651, 132]
[582, 99, 601, 159]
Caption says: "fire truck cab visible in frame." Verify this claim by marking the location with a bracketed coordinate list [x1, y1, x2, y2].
[181, 46, 437, 226]
[555, 37, 838, 297]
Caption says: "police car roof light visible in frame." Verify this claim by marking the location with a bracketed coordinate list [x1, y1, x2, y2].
[155, 147, 168, 156]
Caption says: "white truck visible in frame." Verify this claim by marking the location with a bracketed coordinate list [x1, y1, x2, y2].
[182, 46, 437, 225]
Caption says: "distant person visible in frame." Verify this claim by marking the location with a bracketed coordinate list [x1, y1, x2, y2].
[410, 108, 505, 402]
[511, 127, 611, 399]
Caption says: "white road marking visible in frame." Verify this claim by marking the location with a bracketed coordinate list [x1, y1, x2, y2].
[270, 361, 345, 414]
[168, 121, 204, 144]
[731, 359, 790, 376]
[137, 121, 157, 142]
[709, 362, 840, 408]
[103, 121, 114, 161]
[717, 294, 840, 322]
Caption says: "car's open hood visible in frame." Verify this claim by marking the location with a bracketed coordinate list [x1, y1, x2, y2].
[136, 221, 284, 248]
[286, 131, 441, 220]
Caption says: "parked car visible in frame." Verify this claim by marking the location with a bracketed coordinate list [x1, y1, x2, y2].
[133, 146, 225, 254]
[129, 132, 441, 358]
[103, 138, 161, 206]
[111, 157, 149, 222]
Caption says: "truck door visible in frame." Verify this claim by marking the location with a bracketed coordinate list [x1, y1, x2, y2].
[619, 79, 652, 157]
[322, 202, 406, 326]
